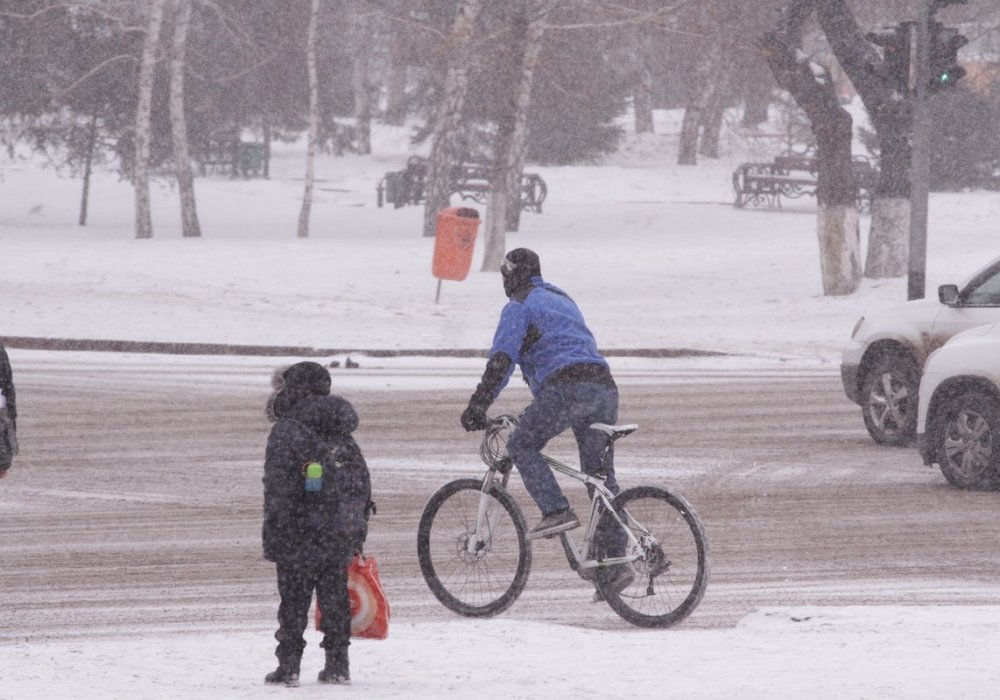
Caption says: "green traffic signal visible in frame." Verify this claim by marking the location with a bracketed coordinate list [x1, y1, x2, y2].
[928, 24, 967, 92]
[936, 66, 967, 87]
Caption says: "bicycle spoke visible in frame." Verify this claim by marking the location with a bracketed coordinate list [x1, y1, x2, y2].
[595, 486, 709, 628]
[418, 479, 531, 618]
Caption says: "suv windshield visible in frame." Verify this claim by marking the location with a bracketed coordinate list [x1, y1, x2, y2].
[963, 262, 1000, 306]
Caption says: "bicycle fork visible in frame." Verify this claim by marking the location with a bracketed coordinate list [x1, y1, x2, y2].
[465, 469, 509, 558]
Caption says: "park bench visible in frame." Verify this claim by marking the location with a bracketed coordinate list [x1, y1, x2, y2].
[732, 152, 879, 212]
[194, 137, 268, 178]
[376, 156, 547, 213]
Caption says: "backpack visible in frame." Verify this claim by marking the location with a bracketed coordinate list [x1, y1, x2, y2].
[303, 437, 375, 548]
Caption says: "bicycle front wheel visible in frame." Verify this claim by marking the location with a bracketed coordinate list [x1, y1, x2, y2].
[595, 485, 709, 628]
[417, 478, 531, 618]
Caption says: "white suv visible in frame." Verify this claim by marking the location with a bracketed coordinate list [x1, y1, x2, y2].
[841, 255, 1000, 446]
[917, 322, 1000, 490]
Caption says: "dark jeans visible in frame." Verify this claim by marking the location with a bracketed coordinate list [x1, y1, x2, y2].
[506, 380, 620, 516]
[273, 556, 352, 662]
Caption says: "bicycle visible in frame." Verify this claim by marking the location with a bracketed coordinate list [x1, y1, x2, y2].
[417, 414, 710, 628]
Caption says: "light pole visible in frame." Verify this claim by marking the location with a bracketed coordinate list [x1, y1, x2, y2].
[908, 0, 968, 300]
[907, 2, 932, 301]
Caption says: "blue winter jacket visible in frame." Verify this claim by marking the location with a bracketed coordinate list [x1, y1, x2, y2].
[489, 277, 608, 396]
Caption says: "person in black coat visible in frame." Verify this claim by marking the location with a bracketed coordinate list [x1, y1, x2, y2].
[262, 361, 366, 686]
[0, 344, 17, 477]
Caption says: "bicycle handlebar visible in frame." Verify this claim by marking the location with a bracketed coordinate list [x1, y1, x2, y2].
[486, 414, 518, 430]
[479, 414, 518, 471]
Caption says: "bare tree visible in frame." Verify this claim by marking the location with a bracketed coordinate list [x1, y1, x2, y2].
[815, 0, 912, 279]
[501, 1, 550, 236]
[422, 0, 484, 238]
[698, 64, 729, 159]
[169, 0, 200, 238]
[678, 53, 722, 163]
[384, 34, 408, 126]
[632, 22, 654, 134]
[134, 0, 167, 240]
[481, 2, 549, 269]
[763, 0, 861, 295]
[348, 0, 374, 155]
[79, 109, 99, 226]
[297, 0, 320, 239]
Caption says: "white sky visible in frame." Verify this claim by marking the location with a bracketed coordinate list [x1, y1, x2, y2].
[3, 108, 1000, 698]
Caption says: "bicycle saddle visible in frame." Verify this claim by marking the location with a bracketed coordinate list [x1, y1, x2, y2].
[589, 423, 638, 440]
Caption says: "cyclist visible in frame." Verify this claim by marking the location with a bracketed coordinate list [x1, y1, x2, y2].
[460, 248, 626, 561]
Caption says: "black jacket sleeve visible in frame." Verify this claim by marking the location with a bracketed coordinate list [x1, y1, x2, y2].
[0, 347, 15, 430]
[468, 352, 513, 408]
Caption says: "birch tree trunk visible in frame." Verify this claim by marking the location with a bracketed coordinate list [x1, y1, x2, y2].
[349, 1, 373, 155]
[633, 25, 654, 135]
[503, 5, 547, 234]
[297, 0, 320, 239]
[483, 9, 527, 272]
[764, 0, 861, 296]
[263, 123, 272, 179]
[384, 38, 408, 126]
[678, 42, 722, 165]
[699, 61, 730, 159]
[698, 87, 724, 159]
[134, 0, 167, 240]
[169, 0, 200, 238]
[422, 0, 483, 237]
[79, 110, 98, 226]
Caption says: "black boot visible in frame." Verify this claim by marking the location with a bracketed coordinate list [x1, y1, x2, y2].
[317, 647, 350, 685]
[264, 657, 301, 687]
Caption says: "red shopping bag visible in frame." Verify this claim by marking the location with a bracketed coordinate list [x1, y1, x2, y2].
[315, 554, 390, 640]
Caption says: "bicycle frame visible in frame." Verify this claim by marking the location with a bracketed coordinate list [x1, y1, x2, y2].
[541, 454, 642, 574]
[469, 419, 644, 574]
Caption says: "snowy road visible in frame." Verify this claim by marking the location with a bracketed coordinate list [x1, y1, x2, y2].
[3, 352, 998, 643]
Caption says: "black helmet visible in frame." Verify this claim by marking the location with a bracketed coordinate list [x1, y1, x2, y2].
[501, 248, 541, 298]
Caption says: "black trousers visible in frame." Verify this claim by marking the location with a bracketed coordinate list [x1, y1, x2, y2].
[274, 557, 351, 661]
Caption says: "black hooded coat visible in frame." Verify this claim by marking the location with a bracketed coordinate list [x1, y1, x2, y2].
[262, 393, 366, 567]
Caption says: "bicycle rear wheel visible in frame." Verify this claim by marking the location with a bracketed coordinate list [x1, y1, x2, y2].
[595, 485, 709, 628]
[417, 478, 531, 618]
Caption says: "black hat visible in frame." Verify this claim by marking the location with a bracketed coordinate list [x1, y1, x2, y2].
[266, 361, 331, 420]
[501, 248, 541, 298]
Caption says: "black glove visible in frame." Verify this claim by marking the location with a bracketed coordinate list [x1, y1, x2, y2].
[461, 402, 489, 431]
[460, 352, 512, 432]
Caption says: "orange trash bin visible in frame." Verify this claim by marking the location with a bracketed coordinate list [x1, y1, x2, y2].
[432, 207, 480, 282]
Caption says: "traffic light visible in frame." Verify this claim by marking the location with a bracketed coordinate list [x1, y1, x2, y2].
[867, 23, 911, 95]
[928, 22, 967, 91]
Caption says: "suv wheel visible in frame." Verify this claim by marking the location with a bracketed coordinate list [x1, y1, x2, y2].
[933, 391, 1000, 490]
[861, 354, 919, 446]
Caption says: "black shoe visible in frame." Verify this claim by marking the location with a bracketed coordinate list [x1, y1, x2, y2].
[318, 648, 350, 685]
[527, 508, 580, 540]
[265, 661, 301, 687]
[592, 567, 635, 603]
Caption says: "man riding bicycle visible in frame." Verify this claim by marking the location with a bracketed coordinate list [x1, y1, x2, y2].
[460, 248, 629, 589]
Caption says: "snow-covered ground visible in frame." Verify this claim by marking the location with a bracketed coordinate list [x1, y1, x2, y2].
[3, 110, 997, 366]
[7, 608, 1000, 699]
[3, 108, 1000, 698]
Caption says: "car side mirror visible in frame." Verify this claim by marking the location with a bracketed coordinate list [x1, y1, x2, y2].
[938, 284, 960, 305]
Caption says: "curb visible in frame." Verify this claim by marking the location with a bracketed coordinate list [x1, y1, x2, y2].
[0, 336, 725, 359]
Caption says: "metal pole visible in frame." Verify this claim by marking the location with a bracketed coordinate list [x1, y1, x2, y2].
[908, 1, 932, 301]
